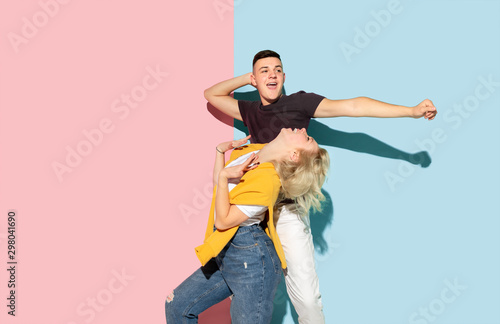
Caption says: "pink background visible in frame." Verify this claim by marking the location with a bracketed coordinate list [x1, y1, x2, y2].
[0, 1, 234, 323]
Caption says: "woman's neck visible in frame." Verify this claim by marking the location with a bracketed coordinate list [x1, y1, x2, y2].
[254, 141, 286, 164]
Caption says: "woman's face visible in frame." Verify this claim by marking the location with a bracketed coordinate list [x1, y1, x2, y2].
[279, 128, 319, 154]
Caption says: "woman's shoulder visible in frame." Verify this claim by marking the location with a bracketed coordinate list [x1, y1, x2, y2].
[229, 143, 266, 161]
[241, 163, 280, 189]
[230, 164, 281, 205]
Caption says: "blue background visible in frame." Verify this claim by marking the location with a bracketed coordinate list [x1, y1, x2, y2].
[234, 0, 500, 323]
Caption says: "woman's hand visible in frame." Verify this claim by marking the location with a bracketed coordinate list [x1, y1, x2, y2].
[219, 153, 259, 180]
[216, 135, 251, 154]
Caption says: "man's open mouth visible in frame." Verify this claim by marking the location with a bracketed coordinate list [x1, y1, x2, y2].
[267, 82, 277, 90]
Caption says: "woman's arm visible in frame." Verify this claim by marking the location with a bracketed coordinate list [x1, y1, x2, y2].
[213, 135, 251, 187]
[213, 146, 226, 188]
[214, 153, 259, 230]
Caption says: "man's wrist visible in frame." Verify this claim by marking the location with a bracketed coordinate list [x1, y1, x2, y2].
[408, 105, 418, 118]
[245, 72, 252, 85]
[236, 72, 252, 87]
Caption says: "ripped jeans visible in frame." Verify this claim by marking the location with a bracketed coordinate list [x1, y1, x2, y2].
[165, 225, 282, 324]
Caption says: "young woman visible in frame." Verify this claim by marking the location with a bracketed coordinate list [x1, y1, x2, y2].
[165, 128, 329, 324]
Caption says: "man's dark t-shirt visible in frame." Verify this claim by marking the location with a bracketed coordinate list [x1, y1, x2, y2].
[238, 91, 325, 143]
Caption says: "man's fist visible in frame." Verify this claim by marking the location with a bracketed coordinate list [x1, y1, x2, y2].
[413, 99, 437, 120]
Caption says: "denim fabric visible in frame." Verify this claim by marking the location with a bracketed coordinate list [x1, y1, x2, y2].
[165, 225, 281, 324]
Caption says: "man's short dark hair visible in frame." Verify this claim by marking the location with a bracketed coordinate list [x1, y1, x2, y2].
[253, 50, 281, 66]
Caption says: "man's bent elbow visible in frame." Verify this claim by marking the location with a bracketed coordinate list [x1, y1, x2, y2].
[204, 88, 212, 101]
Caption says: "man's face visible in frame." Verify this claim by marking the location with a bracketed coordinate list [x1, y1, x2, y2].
[251, 57, 285, 105]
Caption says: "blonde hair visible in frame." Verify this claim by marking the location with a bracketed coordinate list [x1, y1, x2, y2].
[273, 147, 330, 214]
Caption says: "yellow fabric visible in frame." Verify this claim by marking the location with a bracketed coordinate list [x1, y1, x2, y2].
[194, 144, 287, 270]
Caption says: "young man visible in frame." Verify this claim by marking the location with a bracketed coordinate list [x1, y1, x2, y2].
[204, 50, 437, 324]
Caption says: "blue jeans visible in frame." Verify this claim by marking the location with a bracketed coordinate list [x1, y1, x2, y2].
[165, 225, 282, 324]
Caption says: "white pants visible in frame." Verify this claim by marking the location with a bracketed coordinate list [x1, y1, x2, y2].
[275, 204, 325, 324]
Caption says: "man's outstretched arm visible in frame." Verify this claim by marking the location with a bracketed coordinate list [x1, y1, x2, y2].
[314, 97, 437, 120]
[204, 73, 253, 121]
